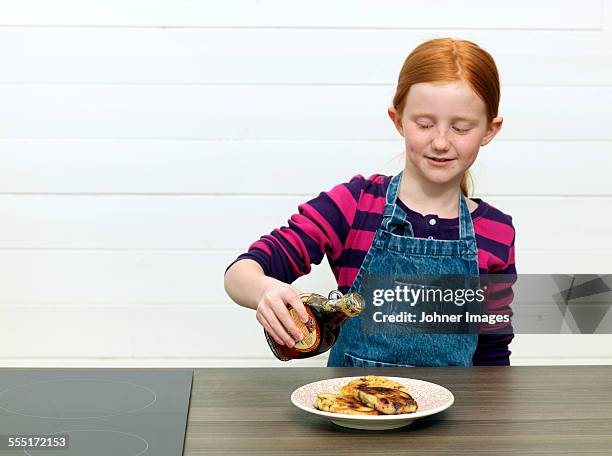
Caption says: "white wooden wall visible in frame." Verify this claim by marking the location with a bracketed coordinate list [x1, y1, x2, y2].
[1, 0, 611, 367]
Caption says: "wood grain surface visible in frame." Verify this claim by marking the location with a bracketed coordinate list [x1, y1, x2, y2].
[184, 366, 612, 455]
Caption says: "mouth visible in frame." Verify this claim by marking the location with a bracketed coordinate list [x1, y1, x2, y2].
[425, 156, 455, 166]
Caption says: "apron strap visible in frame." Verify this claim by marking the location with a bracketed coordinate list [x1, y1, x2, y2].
[382, 172, 414, 236]
[458, 192, 476, 242]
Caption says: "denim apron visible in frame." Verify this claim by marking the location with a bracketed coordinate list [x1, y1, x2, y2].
[327, 171, 479, 367]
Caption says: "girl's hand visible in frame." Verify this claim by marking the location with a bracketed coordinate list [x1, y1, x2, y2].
[255, 282, 309, 348]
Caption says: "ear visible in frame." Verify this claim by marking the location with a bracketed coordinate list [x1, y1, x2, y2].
[481, 116, 503, 146]
[388, 106, 404, 137]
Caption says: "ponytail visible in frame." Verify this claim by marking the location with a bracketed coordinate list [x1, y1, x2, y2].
[460, 171, 472, 197]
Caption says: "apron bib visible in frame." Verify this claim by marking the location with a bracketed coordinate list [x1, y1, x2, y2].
[327, 171, 479, 367]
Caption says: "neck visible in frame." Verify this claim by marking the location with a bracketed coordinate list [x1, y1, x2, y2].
[398, 162, 464, 218]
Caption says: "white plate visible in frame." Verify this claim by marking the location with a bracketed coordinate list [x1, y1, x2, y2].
[291, 376, 454, 430]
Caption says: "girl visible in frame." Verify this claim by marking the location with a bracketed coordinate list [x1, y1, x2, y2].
[224, 37, 515, 367]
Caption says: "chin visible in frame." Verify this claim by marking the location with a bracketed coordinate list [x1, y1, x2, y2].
[422, 171, 462, 185]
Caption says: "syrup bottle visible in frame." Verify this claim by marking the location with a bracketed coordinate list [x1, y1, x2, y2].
[265, 290, 364, 361]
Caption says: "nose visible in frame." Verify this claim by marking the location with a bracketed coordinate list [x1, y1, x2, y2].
[431, 129, 450, 152]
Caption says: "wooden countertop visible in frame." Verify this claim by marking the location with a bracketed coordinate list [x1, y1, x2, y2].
[184, 366, 612, 455]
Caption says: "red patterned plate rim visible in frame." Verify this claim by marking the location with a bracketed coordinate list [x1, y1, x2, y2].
[290, 376, 454, 421]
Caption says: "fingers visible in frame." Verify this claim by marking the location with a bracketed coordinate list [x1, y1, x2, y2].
[285, 290, 309, 324]
[256, 311, 285, 346]
[255, 285, 309, 349]
[258, 304, 299, 347]
[274, 301, 305, 343]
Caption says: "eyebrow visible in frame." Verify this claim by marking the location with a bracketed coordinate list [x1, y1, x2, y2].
[411, 112, 479, 122]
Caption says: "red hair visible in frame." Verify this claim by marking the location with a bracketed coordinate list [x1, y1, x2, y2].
[392, 38, 501, 196]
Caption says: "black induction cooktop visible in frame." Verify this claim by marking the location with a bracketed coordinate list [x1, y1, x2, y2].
[0, 369, 192, 455]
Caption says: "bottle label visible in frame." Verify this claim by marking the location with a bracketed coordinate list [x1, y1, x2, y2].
[289, 307, 320, 352]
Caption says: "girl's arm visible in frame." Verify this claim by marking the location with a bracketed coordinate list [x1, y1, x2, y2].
[224, 258, 289, 311]
[473, 221, 516, 366]
[224, 175, 365, 347]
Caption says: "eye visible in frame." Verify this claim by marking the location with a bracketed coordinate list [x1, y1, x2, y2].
[417, 123, 433, 129]
[453, 126, 470, 133]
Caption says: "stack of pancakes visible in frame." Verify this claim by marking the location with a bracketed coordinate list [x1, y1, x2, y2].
[314, 375, 418, 415]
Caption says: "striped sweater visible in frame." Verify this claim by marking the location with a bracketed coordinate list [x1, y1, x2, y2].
[228, 174, 516, 365]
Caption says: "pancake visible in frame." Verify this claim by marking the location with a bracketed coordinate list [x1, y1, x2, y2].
[352, 385, 418, 415]
[314, 392, 379, 415]
[339, 375, 410, 396]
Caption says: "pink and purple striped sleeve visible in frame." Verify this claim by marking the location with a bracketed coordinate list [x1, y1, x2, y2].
[473, 216, 516, 366]
[225, 175, 366, 283]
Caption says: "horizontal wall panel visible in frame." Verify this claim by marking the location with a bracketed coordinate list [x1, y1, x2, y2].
[0, 305, 273, 358]
[469, 142, 612, 197]
[1, 196, 610, 249]
[0, 86, 611, 140]
[511, 335, 612, 359]
[0, 249, 609, 306]
[517, 251, 612, 274]
[0, 140, 399, 195]
[1, 305, 610, 359]
[0, 140, 610, 196]
[0, 250, 236, 305]
[0, 1, 600, 29]
[2, 28, 611, 85]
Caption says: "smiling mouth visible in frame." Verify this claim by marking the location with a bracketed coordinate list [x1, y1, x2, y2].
[426, 156, 454, 163]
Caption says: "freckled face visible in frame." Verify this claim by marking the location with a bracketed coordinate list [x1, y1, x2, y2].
[396, 81, 494, 186]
